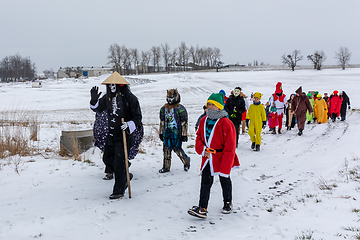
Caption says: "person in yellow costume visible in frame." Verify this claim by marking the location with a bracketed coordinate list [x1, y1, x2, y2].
[314, 94, 328, 124]
[246, 92, 267, 151]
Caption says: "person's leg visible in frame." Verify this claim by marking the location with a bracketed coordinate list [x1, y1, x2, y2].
[248, 124, 256, 147]
[332, 113, 337, 122]
[173, 138, 191, 170]
[103, 142, 115, 177]
[220, 175, 233, 213]
[234, 123, 240, 147]
[219, 176, 232, 203]
[159, 138, 172, 173]
[278, 113, 283, 132]
[112, 143, 127, 195]
[199, 163, 214, 209]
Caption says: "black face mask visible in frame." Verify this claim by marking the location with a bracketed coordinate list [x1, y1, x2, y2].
[167, 97, 175, 105]
[276, 92, 282, 97]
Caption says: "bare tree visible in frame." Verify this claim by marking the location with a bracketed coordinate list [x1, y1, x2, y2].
[131, 48, 139, 74]
[150, 46, 161, 72]
[140, 51, 150, 73]
[335, 47, 351, 70]
[170, 49, 178, 71]
[307, 50, 326, 70]
[0, 56, 11, 81]
[213, 47, 222, 66]
[107, 43, 124, 74]
[161, 43, 171, 72]
[0, 54, 36, 81]
[122, 47, 131, 75]
[281, 50, 303, 71]
[178, 42, 188, 71]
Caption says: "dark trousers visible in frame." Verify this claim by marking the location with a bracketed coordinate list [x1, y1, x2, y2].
[103, 139, 129, 194]
[199, 163, 232, 209]
[331, 113, 337, 122]
[232, 122, 240, 146]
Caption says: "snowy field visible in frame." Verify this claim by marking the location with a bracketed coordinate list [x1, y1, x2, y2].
[1, 68, 360, 240]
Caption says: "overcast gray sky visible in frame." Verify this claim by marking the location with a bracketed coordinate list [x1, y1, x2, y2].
[1, 0, 359, 73]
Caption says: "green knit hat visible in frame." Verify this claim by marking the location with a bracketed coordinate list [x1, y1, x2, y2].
[207, 93, 224, 110]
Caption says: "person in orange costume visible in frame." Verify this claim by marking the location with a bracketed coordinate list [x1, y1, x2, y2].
[314, 94, 328, 124]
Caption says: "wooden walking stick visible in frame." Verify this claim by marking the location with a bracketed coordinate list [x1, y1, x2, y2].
[121, 118, 132, 198]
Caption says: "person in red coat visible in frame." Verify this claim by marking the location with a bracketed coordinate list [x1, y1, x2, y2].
[329, 90, 343, 122]
[188, 93, 240, 219]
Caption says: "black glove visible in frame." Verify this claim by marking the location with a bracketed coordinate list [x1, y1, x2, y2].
[348, 105, 351, 110]
[90, 86, 101, 105]
[262, 121, 266, 129]
[159, 134, 163, 141]
[181, 136, 188, 142]
[246, 119, 249, 128]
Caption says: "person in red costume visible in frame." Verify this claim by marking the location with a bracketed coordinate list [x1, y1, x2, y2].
[188, 93, 240, 219]
[329, 90, 343, 122]
[268, 82, 288, 134]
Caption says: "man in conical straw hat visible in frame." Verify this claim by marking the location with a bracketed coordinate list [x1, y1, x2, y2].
[90, 71, 142, 199]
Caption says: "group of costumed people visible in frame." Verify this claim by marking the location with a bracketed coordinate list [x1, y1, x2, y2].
[90, 72, 240, 218]
[267, 83, 351, 134]
[89, 72, 350, 219]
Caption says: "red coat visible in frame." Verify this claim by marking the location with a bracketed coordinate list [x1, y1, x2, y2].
[329, 94, 342, 116]
[195, 116, 240, 177]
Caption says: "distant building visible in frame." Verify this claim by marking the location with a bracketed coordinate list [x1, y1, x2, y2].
[57, 66, 112, 78]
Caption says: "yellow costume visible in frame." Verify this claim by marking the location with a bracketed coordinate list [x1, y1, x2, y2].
[246, 98, 267, 145]
[314, 96, 328, 124]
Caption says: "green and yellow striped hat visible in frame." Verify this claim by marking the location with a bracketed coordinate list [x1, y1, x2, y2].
[207, 93, 224, 110]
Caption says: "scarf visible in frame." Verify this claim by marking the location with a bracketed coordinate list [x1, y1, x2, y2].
[206, 109, 228, 120]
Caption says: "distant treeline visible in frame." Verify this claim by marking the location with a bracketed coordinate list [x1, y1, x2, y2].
[0, 54, 36, 82]
[107, 42, 223, 75]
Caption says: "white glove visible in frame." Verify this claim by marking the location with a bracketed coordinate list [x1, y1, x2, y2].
[121, 122, 128, 131]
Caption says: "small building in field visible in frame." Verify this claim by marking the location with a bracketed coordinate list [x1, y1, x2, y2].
[57, 66, 112, 78]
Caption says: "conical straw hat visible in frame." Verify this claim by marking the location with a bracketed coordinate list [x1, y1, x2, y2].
[101, 71, 130, 85]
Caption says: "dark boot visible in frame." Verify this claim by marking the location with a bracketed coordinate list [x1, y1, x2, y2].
[278, 129, 282, 134]
[159, 168, 170, 173]
[251, 142, 255, 149]
[272, 128, 276, 134]
[255, 144, 260, 151]
[298, 129, 303, 136]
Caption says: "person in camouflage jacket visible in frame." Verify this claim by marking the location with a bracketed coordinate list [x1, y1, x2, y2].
[159, 89, 190, 173]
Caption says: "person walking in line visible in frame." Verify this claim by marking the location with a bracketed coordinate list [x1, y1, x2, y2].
[285, 94, 296, 130]
[314, 94, 328, 124]
[339, 91, 351, 121]
[90, 72, 142, 199]
[240, 92, 250, 134]
[188, 93, 240, 219]
[329, 90, 342, 122]
[159, 89, 190, 173]
[246, 92, 267, 151]
[268, 82, 287, 134]
[291, 86, 313, 136]
[306, 92, 315, 124]
[224, 87, 246, 147]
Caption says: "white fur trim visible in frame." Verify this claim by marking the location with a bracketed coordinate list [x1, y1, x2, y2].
[127, 121, 136, 134]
